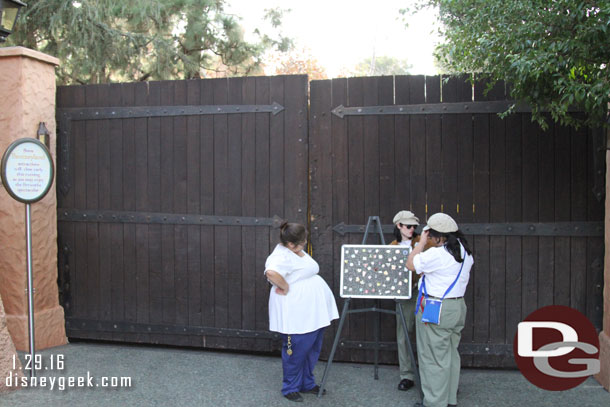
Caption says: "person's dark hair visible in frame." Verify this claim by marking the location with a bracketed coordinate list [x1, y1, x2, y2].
[427, 229, 472, 262]
[279, 222, 307, 246]
[393, 225, 402, 242]
[393, 225, 420, 243]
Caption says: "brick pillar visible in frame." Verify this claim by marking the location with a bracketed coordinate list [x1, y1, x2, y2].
[0, 294, 22, 393]
[0, 47, 67, 351]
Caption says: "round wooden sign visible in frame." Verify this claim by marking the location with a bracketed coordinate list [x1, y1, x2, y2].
[1, 138, 54, 203]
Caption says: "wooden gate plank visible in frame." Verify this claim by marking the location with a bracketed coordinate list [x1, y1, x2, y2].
[309, 79, 333, 357]
[488, 100, 507, 367]
[521, 115, 540, 321]
[96, 83, 112, 342]
[185, 79, 202, 347]
[330, 77, 350, 361]
[504, 113, 523, 346]
[212, 78, 230, 350]
[570, 123, 588, 315]
[200, 78, 216, 346]
[455, 76, 474, 350]
[159, 81, 176, 346]
[537, 117, 555, 309]
[394, 76, 412, 213]
[377, 75, 396, 363]
[439, 75, 460, 219]
[241, 76, 257, 351]
[425, 75, 442, 214]
[254, 76, 272, 351]
[586, 128, 604, 329]
[72, 85, 88, 333]
[408, 76, 427, 219]
[472, 78, 491, 367]
[121, 83, 138, 343]
[84, 84, 101, 330]
[147, 81, 164, 345]
[361, 76, 381, 363]
[346, 76, 367, 362]
[284, 75, 308, 224]
[553, 122, 571, 307]
[172, 80, 189, 347]
[227, 77, 245, 350]
[134, 81, 151, 344]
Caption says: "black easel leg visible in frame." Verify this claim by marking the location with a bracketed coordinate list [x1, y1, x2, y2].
[318, 298, 351, 398]
[374, 300, 380, 380]
[397, 299, 423, 401]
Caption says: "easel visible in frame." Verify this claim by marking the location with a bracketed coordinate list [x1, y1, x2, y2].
[318, 216, 423, 401]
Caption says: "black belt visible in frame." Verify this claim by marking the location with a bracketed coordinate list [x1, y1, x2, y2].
[427, 296, 463, 300]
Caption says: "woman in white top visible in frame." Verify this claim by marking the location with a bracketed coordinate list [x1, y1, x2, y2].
[407, 213, 474, 407]
[265, 222, 339, 402]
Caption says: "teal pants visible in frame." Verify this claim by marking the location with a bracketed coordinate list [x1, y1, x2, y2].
[396, 294, 417, 380]
[415, 297, 466, 407]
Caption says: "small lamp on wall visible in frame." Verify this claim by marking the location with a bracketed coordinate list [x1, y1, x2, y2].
[0, 0, 26, 42]
[37, 122, 50, 150]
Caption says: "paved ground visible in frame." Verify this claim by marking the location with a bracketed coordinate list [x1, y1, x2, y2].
[0, 341, 608, 407]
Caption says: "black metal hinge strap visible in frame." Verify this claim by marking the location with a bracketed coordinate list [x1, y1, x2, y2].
[332, 221, 603, 237]
[58, 102, 285, 121]
[338, 340, 511, 356]
[65, 318, 281, 340]
[57, 208, 283, 228]
[330, 101, 582, 118]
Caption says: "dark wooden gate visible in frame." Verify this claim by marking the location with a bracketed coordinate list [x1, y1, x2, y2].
[56, 74, 604, 368]
[309, 75, 605, 367]
[56, 76, 308, 352]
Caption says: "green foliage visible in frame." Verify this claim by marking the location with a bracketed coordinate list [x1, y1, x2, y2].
[404, 0, 610, 129]
[5, 0, 291, 84]
[351, 55, 413, 76]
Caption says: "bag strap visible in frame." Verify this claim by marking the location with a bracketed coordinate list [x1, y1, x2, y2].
[416, 246, 465, 315]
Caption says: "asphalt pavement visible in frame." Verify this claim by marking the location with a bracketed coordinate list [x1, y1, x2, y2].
[0, 341, 608, 407]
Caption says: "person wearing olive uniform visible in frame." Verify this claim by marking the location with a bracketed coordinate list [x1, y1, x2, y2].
[407, 213, 474, 407]
[265, 222, 339, 402]
[390, 210, 421, 392]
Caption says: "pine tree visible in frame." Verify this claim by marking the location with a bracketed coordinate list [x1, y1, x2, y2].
[7, 0, 291, 84]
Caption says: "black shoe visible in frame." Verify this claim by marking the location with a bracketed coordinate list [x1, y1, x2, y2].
[448, 405, 457, 407]
[284, 392, 304, 402]
[398, 378, 415, 391]
[304, 385, 327, 395]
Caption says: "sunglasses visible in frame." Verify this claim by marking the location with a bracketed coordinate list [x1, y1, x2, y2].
[399, 223, 417, 229]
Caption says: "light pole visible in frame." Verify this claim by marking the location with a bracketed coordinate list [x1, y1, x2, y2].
[0, 0, 26, 42]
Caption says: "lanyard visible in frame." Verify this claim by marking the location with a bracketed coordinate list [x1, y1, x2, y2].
[415, 247, 465, 314]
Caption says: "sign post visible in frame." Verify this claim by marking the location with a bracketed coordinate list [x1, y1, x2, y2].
[1, 138, 54, 378]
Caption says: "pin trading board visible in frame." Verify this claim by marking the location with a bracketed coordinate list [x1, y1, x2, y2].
[340, 245, 412, 299]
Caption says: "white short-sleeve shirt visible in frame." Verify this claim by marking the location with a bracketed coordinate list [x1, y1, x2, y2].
[265, 244, 339, 334]
[413, 244, 473, 298]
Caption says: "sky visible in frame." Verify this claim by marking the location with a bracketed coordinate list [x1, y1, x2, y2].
[225, 0, 442, 77]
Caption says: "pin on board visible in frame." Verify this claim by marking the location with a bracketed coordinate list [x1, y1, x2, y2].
[340, 244, 412, 299]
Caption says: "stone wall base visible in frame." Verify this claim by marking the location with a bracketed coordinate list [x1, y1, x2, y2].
[595, 331, 610, 391]
[5, 305, 67, 351]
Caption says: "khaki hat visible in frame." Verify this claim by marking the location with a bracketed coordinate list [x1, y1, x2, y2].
[423, 213, 458, 233]
[392, 210, 419, 225]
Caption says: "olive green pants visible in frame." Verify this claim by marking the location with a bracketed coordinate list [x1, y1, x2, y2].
[415, 297, 466, 407]
[396, 294, 417, 380]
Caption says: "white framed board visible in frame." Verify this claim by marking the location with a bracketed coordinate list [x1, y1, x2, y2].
[340, 244, 412, 299]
